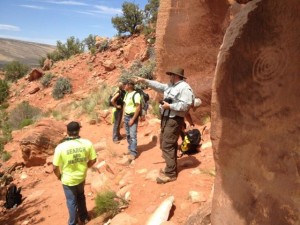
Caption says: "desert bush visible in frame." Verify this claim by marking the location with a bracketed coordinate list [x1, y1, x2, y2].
[98, 39, 109, 52]
[1, 151, 11, 162]
[0, 109, 12, 144]
[47, 50, 64, 62]
[4, 61, 29, 82]
[20, 118, 34, 128]
[39, 56, 46, 67]
[52, 77, 72, 99]
[0, 108, 12, 161]
[94, 191, 128, 217]
[0, 79, 9, 104]
[40, 73, 54, 87]
[150, 100, 160, 119]
[84, 34, 96, 51]
[76, 84, 112, 119]
[8, 101, 42, 130]
[47, 36, 84, 62]
[56, 36, 84, 59]
[120, 59, 156, 85]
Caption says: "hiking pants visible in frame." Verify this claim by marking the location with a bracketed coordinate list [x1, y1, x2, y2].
[63, 182, 88, 225]
[113, 108, 123, 142]
[160, 116, 184, 177]
[124, 114, 139, 157]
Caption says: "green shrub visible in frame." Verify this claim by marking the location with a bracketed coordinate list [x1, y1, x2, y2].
[4, 61, 29, 82]
[0, 107, 12, 162]
[52, 77, 72, 99]
[98, 39, 109, 52]
[8, 101, 42, 130]
[90, 47, 97, 55]
[0, 79, 9, 104]
[20, 118, 34, 128]
[56, 36, 84, 60]
[120, 59, 156, 87]
[1, 151, 11, 162]
[150, 100, 160, 119]
[76, 84, 112, 119]
[47, 50, 64, 62]
[40, 73, 54, 87]
[94, 191, 128, 217]
[39, 56, 46, 67]
[83, 34, 96, 51]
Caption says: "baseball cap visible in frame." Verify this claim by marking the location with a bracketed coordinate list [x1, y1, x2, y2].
[124, 79, 135, 85]
[67, 121, 81, 133]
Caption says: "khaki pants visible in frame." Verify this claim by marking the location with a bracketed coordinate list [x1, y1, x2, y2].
[160, 116, 184, 177]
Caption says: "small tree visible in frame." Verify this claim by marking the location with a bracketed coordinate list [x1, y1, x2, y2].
[4, 61, 29, 82]
[47, 36, 84, 62]
[0, 80, 9, 104]
[144, 0, 159, 25]
[111, 2, 144, 35]
[84, 34, 96, 51]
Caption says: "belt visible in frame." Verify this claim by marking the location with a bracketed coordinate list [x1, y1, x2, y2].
[125, 113, 134, 116]
[163, 115, 183, 120]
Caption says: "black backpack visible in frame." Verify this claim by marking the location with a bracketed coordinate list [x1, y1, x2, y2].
[180, 129, 201, 155]
[132, 89, 150, 118]
[4, 184, 22, 209]
[109, 89, 126, 107]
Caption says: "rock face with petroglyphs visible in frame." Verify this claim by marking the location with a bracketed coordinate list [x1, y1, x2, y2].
[211, 0, 300, 224]
[155, 0, 229, 122]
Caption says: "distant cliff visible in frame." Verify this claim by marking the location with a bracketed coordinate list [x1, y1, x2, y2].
[0, 38, 56, 68]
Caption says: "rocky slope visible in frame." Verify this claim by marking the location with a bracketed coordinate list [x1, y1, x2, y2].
[0, 34, 215, 225]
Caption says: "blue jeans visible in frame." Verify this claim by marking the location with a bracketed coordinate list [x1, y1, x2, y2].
[124, 115, 138, 156]
[113, 108, 123, 142]
[63, 182, 88, 225]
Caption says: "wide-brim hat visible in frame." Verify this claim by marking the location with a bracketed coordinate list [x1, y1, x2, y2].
[166, 67, 187, 79]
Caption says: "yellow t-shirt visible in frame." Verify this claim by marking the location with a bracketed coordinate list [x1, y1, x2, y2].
[53, 138, 97, 186]
[124, 91, 141, 115]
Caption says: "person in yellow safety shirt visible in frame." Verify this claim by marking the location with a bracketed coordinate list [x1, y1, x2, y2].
[123, 79, 141, 161]
[53, 121, 97, 225]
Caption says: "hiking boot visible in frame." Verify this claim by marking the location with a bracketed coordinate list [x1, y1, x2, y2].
[123, 151, 131, 156]
[156, 174, 177, 184]
[159, 168, 166, 175]
[128, 154, 136, 161]
[79, 219, 89, 225]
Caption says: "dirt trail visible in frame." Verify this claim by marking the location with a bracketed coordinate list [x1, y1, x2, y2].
[1, 118, 214, 225]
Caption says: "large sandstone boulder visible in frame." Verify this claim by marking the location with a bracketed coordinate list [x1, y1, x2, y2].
[27, 68, 43, 81]
[155, 0, 229, 122]
[20, 119, 65, 167]
[211, 0, 300, 224]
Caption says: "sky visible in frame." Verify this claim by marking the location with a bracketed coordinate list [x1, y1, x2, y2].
[0, 0, 148, 46]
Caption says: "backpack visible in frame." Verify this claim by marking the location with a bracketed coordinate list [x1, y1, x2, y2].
[180, 129, 201, 155]
[132, 88, 150, 119]
[109, 89, 126, 107]
[4, 184, 22, 209]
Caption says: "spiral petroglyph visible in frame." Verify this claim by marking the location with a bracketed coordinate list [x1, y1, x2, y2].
[252, 46, 287, 84]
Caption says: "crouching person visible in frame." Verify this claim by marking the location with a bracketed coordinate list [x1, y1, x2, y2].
[53, 121, 97, 225]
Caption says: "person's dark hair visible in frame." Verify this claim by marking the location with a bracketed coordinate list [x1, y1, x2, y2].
[67, 121, 81, 136]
